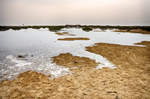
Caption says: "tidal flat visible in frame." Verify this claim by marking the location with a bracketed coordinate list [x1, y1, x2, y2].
[0, 27, 150, 98]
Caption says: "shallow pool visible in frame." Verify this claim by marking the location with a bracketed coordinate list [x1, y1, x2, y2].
[0, 28, 150, 81]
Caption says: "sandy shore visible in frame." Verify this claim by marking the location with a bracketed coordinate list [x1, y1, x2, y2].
[0, 41, 150, 99]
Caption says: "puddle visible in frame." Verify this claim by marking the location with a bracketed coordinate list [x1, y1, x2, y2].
[0, 28, 150, 81]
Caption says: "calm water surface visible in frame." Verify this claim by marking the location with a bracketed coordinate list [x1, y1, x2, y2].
[0, 28, 150, 81]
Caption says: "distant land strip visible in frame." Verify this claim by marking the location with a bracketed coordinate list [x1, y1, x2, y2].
[0, 25, 150, 33]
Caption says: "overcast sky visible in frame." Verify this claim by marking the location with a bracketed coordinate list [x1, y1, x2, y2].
[0, 0, 150, 25]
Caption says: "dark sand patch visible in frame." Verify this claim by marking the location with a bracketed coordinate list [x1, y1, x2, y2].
[114, 29, 150, 34]
[58, 37, 90, 41]
[55, 32, 75, 36]
[1, 43, 150, 99]
[53, 53, 98, 69]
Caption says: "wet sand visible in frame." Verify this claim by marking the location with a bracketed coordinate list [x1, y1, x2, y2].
[135, 41, 150, 46]
[58, 37, 90, 41]
[55, 32, 75, 36]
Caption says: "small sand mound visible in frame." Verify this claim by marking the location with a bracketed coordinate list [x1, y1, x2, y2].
[55, 32, 75, 36]
[53, 53, 98, 69]
[135, 41, 150, 46]
[58, 37, 90, 41]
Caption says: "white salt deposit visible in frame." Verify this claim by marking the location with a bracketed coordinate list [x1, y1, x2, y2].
[0, 28, 150, 81]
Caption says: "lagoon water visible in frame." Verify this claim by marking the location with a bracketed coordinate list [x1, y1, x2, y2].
[0, 28, 150, 81]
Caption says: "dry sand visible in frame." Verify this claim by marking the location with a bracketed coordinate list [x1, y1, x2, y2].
[58, 37, 90, 41]
[0, 42, 150, 99]
[114, 29, 150, 34]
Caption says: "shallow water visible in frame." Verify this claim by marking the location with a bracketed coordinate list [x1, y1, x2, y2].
[0, 28, 150, 81]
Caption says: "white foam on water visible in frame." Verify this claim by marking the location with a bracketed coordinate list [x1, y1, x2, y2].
[3, 55, 71, 80]
[6, 55, 32, 67]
